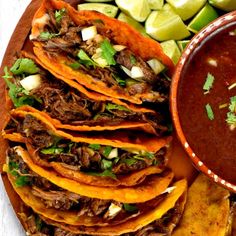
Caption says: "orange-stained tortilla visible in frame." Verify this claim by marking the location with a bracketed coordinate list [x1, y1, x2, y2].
[13, 146, 174, 203]
[8, 109, 172, 153]
[31, 0, 174, 104]
[40, 179, 187, 235]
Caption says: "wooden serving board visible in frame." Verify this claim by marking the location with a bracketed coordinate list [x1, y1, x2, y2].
[0, 0, 197, 231]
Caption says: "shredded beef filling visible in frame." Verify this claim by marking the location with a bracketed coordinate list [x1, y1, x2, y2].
[34, 9, 169, 102]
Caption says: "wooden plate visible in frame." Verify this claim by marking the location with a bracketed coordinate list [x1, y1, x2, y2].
[0, 0, 197, 231]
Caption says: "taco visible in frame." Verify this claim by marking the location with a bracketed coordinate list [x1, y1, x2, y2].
[3, 109, 172, 187]
[30, 0, 174, 105]
[2, 54, 169, 135]
[19, 179, 187, 235]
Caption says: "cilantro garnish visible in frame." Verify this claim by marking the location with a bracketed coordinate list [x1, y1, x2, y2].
[226, 96, 236, 127]
[89, 144, 101, 151]
[205, 103, 214, 120]
[86, 169, 117, 179]
[113, 74, 126, 86]
[103, 146, 112, 158]
[130, 55, 136, 65]
[55, 8, 66, 24]
[77, 49, 97, 68]
[10, 58, 39, 75]
[123, 158, 137, 166]
[100, 39, 117, 66]
[39, 32, 60, 40]
[101, 159, 113, 170]
[123, 204, 138, 212]
[133, 152, 155, 161]
[40, 147, 64, 155]
[68, 61, 81, 70]
[105, 103, 130, 112]
[3, 67, 39, 108]
[203, 73, 215, 94]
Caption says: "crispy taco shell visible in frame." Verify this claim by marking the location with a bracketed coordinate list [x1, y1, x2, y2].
[13, 146, 174, 203]
[31, 0, 174, 105]
[39, 179, 187, 235]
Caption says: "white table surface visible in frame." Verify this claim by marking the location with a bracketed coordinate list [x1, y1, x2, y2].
[0, 1, 31, 235]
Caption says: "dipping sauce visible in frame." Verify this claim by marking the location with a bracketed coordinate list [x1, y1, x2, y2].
[178, 22, 236, 184]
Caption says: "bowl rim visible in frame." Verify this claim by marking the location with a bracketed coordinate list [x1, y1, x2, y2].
[170, 10, 236, 192]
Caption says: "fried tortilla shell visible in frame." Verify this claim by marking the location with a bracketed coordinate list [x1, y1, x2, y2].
[12, 146, 174, 203]
[173, 174, 230, 236]
[38, 179, 187, 235]
[31, 0, 174, 105]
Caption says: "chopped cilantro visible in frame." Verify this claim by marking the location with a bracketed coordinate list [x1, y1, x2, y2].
[86, 169, 117, 179]
[205, 103, 214, 120]
[123, 158, 137, 166]
[226, 96, 236, 126]
[55, 8, 66, 24]
[15, 176, 30, 187]
[103, 146, 112, 158]
[113, 74, 126, 86]
[105, 103, 130, 112]
[68, 61, 81, 70]
[203, 73, 215, 94]
[130, 55, 136, 65]
[100, 39, 116, 66]
[101, 159, 113, 170]
[77, 49, 97, 67]
[132, 152, 155, 161]
[123, 204, 138, 212]
[89, 144, 101, 151]
[40, 147, 64, 155]
[35, 216, 43, 231]
[10, 58, 39, 75]
[39, 32, 60, 40]
[146, 152, 155, 159]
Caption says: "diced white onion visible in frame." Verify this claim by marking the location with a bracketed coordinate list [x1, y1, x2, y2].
[147, 59, 165, 74]
[107, 148, 118, 159]
[131, 66, 144, 79]
[20, 74, 41, 91]
[121, 65, 132, 77]
[113, 45, 126, 52]
[161, 186, 176, 194]
[92, 57, 108, 68]
[207, 58, 218, 67]
[81, 26, 97, 41]
[108, 203, 122, 217]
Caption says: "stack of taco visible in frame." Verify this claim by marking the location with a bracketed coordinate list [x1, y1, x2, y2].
[2, 0, 188, 235]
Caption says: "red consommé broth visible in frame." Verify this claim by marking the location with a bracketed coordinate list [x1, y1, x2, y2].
[178, 22, 236, 184]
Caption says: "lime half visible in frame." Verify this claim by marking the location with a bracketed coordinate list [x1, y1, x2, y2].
[188, 4, 219, 33]
[115, 0, 151, 22]
[78, 3, 118, 18]
[148, 0, 164, 10]
[166, 0, 207, 20]
[209, 0, 236, 11]
[145, 4, 190, 41]
[177, 40, 190, 51]
[118, 12, 149, 37]
[161, 40, 181, 65]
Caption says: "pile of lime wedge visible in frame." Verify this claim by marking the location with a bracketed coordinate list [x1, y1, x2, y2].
[78, 0, 236, 64]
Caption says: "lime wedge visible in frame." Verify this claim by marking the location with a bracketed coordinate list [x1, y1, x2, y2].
[85, 0, 113, 2]
[177, 40, 190, 51]
[145, 4, 191, 41]
[160, 40, 181, 65]
[148, 0, 164, 10]
[209, 0, 236, 11]
[115, 0, 151, 22]
[78, 3, 118, 18]
[188, 4, 219, 33]
[166, 0, 207, 20]
[118, 12, 149, 37]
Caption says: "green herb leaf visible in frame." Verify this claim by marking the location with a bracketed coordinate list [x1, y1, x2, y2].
[40, 147, 64, 155]
[226, 96, 236, 126]
[113, 74, 126, 86]
[89, 144, 101, 151]
[105, 103, 130, 112]
[100, 39, 116, 66]
[130, 55, 136, 65]
[103, 146, 112, 158]
[203, 73, 215, 94]
[86, 169, 117, 179]
[101, 159, 113, 170]
[55, 8, 66, 24]
[77, 49, 97, 67]
[68, 61, 81, 70]
[123, 203, 138, 212]
[146, 152, 155, 159]
[123, 158, 137, 166]
[35, 216, 43, 231]
[10, 58, 39, 75]
[40, 32, 60, 40]
[15, 176, 30, 187]
[205, 103, 214, 120]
